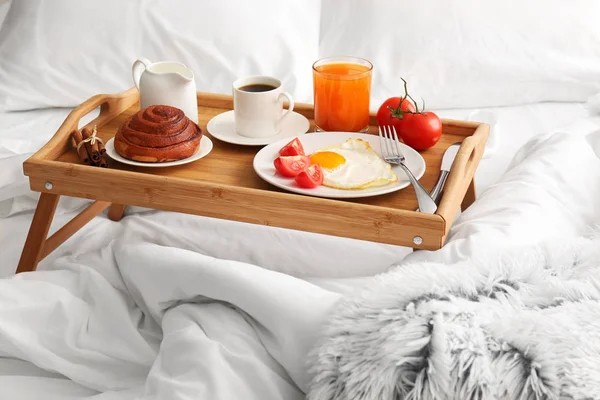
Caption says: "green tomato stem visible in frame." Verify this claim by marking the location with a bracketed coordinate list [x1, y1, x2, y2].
[389, 78, 428, 120]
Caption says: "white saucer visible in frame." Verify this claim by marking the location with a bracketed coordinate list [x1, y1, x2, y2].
[207, 110, 310, 146]
[104, 136, 213, 167]
[254, 132, 426, 199]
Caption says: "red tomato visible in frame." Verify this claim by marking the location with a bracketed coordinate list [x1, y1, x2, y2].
[273, 155, 311, 177]
[395, 112, 442, 151]
[295, 164, 324, 188]
[376, 97, 416, 128]
[279, 137, 305, 156]
[377, 78, 442, 151]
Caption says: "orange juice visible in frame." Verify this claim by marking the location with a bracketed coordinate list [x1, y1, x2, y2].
[313, 57, 372, 132]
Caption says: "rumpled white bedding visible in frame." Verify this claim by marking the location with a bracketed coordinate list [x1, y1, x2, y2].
[0, 107, 100, 206]
[0, 242, 345, 399]
[0, 1, 8, 26]
[1, 101, 597, 278]
[0, 129, 599, 400]
[0, 101, 599, 399]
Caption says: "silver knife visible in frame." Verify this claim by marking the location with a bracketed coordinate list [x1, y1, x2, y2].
[429, 142, 461, 205]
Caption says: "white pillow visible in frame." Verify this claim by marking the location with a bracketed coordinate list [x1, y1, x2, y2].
[0, 0, 320, 111]
[319, 0, 600, 109]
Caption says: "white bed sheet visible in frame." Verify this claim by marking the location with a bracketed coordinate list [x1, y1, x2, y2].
[0, 100, 596, 278]
[0, 101, 595, 279]
[0, 128, 598, 399]
[0, 100, 598, 399]
[0, 1, 9, 27]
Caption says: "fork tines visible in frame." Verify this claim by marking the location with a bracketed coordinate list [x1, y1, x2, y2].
[378, 125, 405, 162]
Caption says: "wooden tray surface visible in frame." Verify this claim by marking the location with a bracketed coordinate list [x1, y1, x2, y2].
[23, 88, 488, 250]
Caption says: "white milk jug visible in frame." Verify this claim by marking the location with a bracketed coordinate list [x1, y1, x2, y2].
[132, 57, 199, 123]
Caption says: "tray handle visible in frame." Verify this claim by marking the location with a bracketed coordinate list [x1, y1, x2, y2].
[436, 122, 489, 224]
[30, 87, 139, 162]
[453, 137, 478, 179]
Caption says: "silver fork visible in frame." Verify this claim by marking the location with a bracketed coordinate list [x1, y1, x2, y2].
[378, 125, 438, 214]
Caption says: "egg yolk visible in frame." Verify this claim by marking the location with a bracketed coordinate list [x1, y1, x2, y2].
[309, 151, 346, 170]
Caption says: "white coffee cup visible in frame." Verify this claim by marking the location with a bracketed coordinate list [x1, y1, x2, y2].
[233, 76, 294, 138]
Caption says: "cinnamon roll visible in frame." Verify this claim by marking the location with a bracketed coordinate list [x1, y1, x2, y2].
[114, 105, 202, 162]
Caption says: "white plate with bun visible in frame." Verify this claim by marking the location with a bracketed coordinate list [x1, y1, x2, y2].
[105, 136, 213, 168]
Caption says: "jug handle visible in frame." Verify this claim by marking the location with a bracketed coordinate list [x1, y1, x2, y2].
[132, 58, 152, 90]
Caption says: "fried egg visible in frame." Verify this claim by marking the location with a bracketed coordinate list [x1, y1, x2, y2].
[309, 138, 398, 189]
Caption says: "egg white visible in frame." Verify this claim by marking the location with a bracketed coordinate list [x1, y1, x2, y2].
[311, 138, 398, 190]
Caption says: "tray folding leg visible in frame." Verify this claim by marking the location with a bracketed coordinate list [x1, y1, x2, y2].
[461, 179, 477, 211]
[16, 193, 60, 274]
[16, 196, 113, 274]
[108, 204, 127, 221]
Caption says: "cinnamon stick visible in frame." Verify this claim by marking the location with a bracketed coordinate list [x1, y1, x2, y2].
[94, 126, 106, 155]
[82, 127, 101, 162]
[71, 129, 91, 165]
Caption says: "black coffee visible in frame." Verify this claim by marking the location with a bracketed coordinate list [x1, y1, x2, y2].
[239, 84, 277, 92]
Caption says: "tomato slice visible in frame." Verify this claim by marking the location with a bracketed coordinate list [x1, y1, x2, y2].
[295, 164, 324, 188]
[279, 137, 305, 156]
[273, 155, 311, 177]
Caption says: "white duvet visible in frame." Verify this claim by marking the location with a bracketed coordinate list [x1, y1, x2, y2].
[0, 242, 342, 399]
[0, 97, 599, 398]
[0, 122, 599, 398]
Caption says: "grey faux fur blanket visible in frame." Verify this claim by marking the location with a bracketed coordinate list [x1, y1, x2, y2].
[307, 232, 600, 400]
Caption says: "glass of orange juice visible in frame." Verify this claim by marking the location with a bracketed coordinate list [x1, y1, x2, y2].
[312, 56, 373, 133]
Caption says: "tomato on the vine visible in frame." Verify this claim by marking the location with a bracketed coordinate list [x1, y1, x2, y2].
[376, 97, 416, 128]
[394, 111, 442, 151]
[377, 97, 416, 126]
[376, 78, 442, 151]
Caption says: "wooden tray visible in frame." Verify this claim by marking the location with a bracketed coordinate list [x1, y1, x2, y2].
[18, 88, 488, 273]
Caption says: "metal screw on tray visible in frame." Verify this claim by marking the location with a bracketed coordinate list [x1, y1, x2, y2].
[378, 125, 437, 214]
[413, 236, 423, 245]
[45, 182, 53, 190]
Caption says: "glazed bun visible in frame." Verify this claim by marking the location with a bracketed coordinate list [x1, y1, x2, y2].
[114, 105, 202, 162]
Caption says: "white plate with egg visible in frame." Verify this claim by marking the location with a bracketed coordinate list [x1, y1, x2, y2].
[253, 132, 426, 199]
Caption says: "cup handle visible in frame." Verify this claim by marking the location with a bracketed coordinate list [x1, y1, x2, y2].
[278, 92, 295, 122]
[132, 57, 152, 90]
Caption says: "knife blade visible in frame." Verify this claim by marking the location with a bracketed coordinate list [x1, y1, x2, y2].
[429, 142, 461, 205]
